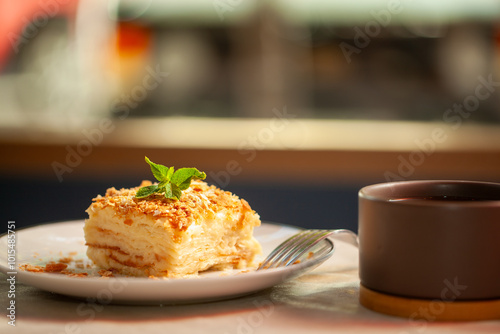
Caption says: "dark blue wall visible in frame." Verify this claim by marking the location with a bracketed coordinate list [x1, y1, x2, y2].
[1, 177, 362, 234]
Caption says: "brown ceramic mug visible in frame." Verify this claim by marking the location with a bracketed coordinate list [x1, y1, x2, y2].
[358, 180, 500, 301]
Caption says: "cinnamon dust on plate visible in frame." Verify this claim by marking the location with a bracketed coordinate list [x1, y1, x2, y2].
[18, 252, 101, 278]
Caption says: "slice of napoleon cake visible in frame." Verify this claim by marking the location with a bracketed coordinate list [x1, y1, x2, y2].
[84, 157, 261, 278]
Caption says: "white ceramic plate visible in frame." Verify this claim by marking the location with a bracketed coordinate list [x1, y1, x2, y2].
[0, 220, 334, 304]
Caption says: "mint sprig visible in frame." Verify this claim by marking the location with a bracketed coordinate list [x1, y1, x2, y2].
[135, 157, 206, 200]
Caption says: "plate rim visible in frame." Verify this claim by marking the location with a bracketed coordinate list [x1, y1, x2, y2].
[0, 219, 334, 304]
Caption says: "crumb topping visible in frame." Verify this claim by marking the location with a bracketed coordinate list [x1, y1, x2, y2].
[87, 180, 255, 231]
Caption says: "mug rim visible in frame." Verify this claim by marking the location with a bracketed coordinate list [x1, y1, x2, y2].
[359, 180, 500, 207]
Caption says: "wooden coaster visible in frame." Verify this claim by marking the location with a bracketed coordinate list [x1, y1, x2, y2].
[360, 284, 500, 321]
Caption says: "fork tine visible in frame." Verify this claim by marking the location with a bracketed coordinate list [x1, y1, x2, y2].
[274, 230, 323, 267]
[259, 230, 334, 269]
[280, 230, 333, 267]
[258, 230, 309, 269]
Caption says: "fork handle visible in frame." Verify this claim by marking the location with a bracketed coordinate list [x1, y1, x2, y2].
[329, 229, 359, 248]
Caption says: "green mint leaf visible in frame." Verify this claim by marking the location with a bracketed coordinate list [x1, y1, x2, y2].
[136, 157, 207, 200]
[145, 156, 169, 182]
[135, 184, 158, 198]
[166, 166, 175, 182]
[164, 183, 182, 200]
[164, 183, 173, 199]
[171, 168, 207, 190]
[172, 184, 182, 200]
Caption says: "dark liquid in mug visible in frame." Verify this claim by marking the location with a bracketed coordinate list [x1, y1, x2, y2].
[391, 195, 499, 201]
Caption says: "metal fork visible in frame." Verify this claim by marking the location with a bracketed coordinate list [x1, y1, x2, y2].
[258, 229, 358, 270]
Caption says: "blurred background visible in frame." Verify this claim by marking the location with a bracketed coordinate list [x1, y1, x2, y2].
[2, 0, 500, 233]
